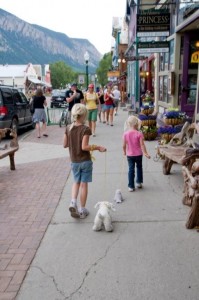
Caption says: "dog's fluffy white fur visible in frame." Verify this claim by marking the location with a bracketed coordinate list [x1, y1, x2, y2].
[114, 189, 124, 203]
[93, 201, 115, 232]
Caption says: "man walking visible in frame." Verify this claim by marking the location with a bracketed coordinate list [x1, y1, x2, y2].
[65, 83, 84, 123]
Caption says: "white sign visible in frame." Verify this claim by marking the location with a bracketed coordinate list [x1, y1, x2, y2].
[78, 75, 85, 84]
[138, 48, 169, 53]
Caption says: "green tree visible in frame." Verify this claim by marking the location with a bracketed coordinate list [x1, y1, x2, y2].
[50, 61, 78, 89]
[96, 53, 112, 87]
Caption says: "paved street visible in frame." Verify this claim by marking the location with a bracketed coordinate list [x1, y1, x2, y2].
[1, 107, 199, 300]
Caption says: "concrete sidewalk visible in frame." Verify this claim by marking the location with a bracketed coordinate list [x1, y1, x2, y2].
[16, 108, 199, 300]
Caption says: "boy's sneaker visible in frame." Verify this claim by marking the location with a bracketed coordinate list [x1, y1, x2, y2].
[137, 183, 143, 188]
[69, 201, 80, 218]
[79, 208, 89, 219]
[128, 188, 135, 192]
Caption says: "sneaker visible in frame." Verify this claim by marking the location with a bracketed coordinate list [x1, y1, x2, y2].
[69, 201, 80, 218]
[79, 208, 89, 219]
[128, 188, 135, 192]
[137, 183, 143, 188]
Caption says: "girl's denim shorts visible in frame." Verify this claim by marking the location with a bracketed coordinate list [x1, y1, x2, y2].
[71, 160, 93, 183]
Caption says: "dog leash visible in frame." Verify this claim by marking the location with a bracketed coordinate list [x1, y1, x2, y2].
[119, 154, 126, 190]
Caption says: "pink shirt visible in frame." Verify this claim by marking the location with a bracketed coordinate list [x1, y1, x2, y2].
[123, 129, 144, 156]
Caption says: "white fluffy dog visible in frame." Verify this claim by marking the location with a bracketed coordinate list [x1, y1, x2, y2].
[114, 189, 124, 203]
[93, 201, 115, 232]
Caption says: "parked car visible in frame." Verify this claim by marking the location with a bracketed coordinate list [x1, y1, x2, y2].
[50, 89, 67, 108]
[0, 85, 35, 134]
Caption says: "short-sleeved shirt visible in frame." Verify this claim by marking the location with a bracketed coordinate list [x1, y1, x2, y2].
[123, 129, 144, 156]
[65, 89, 84, 111]
[33, 95, 46, 109]
[65, 124, 92, 162]
[104, 93, 114, 105]
[84, 92, 98, 110]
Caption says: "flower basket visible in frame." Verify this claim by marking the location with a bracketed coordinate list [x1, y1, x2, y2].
[164, 118, 183, 126]
[146, 131, 158, 141]
[141, 120, 149, 126]
[161, 133, 175, 143]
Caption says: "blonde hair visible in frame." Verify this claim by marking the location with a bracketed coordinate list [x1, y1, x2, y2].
[124, 115, 141, 131]
[70, 103, 87, 126]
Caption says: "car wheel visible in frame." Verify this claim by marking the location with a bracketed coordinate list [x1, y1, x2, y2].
[50, 103, 53, 108]
[11, 118, 18, 134]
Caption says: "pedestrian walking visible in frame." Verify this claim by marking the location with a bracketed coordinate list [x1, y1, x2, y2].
[104, 85, 115, 126]
[63, 103, 106, 219]
[123, 115, 151, 192]
[32, 88, 48, 138]
[65, 83, 84, 124]
[84, 83, 99, 137]
[97, 87, 106, 123]
[112, 85, 121, 116]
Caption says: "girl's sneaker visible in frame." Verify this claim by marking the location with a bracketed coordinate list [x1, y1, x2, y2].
[79, 208, 89, 219]
[137, 183, 142, 188]
[69, 201, 80, 218]
[128, 188, 135, 192]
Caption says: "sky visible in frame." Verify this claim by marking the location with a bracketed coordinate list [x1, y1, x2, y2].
[0, 0, 126, 55]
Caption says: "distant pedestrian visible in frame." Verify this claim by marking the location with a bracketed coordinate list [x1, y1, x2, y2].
[97, 87, 105, 123]
[84, 83, 99, 137]
[104, 85, 115, 126]
[63, 103, 106, 219]
[123, 115, 150, 191]
[65, 83, 84, 124]
[112, 85, 121, 116]
[32, 88, 48, 138]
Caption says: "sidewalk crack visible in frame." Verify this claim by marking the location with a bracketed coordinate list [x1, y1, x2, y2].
[65, 224, 128, 299]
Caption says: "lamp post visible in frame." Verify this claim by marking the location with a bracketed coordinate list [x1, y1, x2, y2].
[94, 74, 97, 91]
[84, 51, 90, 89]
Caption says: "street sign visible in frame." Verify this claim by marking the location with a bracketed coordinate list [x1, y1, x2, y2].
[137, 9, 170, 37]
[191, 51, 199, 63]
[137, 41, 169, 53]
[78, 75, 85, 84]
[124, 55, 147, 61]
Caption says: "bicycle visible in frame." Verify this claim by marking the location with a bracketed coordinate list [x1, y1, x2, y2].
[59, 103, 69, 127]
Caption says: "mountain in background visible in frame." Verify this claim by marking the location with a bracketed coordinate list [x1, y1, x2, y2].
[0, 9, 102, 73]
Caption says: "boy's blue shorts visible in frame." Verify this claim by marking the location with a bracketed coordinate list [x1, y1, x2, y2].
[71, 160, 93, 183]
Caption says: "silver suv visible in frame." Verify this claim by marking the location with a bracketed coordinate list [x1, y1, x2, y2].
[0, 85, 35, 133]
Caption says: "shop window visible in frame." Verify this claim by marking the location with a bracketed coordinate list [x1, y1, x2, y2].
[187, 74, 197, 104]
[159, 53, 169, 72]
[189, 39, 199, 70]
[169, 40, 174, 70]
[159, 76, 168, 102]
[179, 37, 184, 70]
[177, 1, 199, 25]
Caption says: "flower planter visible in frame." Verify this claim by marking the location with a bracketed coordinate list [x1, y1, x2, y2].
[164, 118, 183, 126]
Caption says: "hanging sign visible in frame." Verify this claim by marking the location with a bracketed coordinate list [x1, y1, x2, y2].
[137, 9, 170, 37]
[191, 51, 199, 63]
[137, 41, 169, 54]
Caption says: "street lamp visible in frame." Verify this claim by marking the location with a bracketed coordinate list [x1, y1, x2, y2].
[84, 51, 90, 89]
[94, 74, 97, 91]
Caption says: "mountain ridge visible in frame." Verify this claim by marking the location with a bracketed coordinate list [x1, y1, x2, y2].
[0, 9, 101, 72]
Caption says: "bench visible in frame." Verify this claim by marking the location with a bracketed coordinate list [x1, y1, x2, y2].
[157, 122, 199, 229]
[0, 129, 19, 170]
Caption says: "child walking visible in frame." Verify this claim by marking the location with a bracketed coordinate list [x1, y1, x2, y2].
[123, 116, 150, 192]
[63, 103, 106, 218]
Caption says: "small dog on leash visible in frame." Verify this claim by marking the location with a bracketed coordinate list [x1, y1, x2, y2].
[93, 201, 115, 232]
[114, 189, 124, 203]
